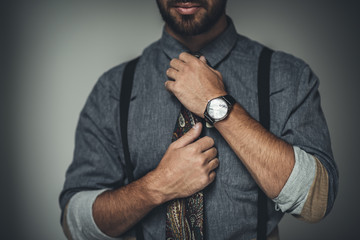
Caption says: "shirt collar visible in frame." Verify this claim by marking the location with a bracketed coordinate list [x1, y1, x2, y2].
[160, 17, 238, 68]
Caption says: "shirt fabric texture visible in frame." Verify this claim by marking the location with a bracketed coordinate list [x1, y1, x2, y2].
[59, 18, 338, 240]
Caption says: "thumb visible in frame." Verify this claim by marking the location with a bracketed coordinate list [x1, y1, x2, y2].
[199, 55, 207, 63]
[173, 122, 202, 148]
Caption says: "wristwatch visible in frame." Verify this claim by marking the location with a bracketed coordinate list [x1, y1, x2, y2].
[204, 95, 236, 124]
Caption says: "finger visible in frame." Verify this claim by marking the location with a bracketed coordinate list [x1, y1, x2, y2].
[170, 58, 185, 71]
[208, 171, 217, 183]
[166, 68, 178, 80]
[198, 56, 220, 76]
[203, 147, 218, 162]
[192, 136, 215, 152]
[199, 55, 207, 63]
[173, 122, 203, 148]
[164, 80, 175, 93]
[207, 158, 219, 172]
[179, 52, 195, 62]
[197, 56, 218, 73]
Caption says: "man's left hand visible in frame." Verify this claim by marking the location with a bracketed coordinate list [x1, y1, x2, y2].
[165, 52, 227, 118]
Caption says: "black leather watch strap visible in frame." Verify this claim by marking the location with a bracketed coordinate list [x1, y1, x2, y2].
[222, 94, 236, 106]
[204, 112, 215, 124]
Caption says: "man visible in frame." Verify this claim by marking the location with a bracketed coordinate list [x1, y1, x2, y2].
[59, 0, 338, 239]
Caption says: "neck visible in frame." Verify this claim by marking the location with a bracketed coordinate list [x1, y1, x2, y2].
[165, 14, 228, 53]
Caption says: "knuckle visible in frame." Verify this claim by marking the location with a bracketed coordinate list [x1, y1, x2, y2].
[188, 144, 197, 154]
[199, 155, 207, 164]
[200, 176, 209, 186]
[170, 82, 178, 92]
[199, 166, 207, 175]
[183, 64, 190, 72]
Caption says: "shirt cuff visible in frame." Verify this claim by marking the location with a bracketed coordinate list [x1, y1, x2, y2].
[296, 157, 329, 222]
[66, 189, 122, 240]
[272, 146, 316, 214]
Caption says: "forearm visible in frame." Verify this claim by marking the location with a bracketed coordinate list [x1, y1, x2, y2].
[65, 123, 217, 239]
[215, 103, 295, 199]
[92, 171, 165, 237]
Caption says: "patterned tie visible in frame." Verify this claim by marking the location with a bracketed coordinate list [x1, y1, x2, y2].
[165, 105, 204, 240]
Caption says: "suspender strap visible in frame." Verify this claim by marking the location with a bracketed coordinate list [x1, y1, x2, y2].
[257, 47, 274, 240]
[120, 57, 144, 240]
[120, 57, 139, 183]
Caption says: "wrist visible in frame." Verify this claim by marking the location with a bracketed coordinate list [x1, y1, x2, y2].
[204, 94, 235, 124]
[197, 91, 227, 118]
[141, 170, 171, 205]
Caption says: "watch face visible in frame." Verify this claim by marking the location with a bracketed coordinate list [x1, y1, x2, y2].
[207, 98, 229, 120]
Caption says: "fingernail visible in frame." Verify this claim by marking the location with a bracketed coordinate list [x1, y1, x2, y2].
[193, 122, 200, 129]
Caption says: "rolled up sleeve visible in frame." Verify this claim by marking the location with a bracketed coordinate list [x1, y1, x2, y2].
[272, 60, 338, 220]
[64, 190, 123, 240]
[59, 65, 128, 234]
[296, 157, 329, 222]
[272, 146, 316, 215]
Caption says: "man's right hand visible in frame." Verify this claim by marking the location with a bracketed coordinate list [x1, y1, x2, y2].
[91, 122, 218, 237]
[151, 122, 219, 202]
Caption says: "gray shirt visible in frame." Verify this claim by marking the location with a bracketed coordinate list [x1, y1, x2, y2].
[60, 18, 338, 240]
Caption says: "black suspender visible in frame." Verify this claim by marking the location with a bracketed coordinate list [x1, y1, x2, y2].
[257, 47, 274, 240]
[119, 57, 144, 240]
[120, 57, 140, 184]
[120, 47, 274, 240]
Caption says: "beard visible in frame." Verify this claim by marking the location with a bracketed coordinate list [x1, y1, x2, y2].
[156, 0, 227, 36]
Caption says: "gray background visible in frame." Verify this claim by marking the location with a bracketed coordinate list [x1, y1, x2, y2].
[1, 0, 359, 239]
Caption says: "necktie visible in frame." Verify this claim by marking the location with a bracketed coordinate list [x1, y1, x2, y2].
[165, 105, 204, 240]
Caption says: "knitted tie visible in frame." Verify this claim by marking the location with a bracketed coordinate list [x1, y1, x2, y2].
[165, 105, 204, 240]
